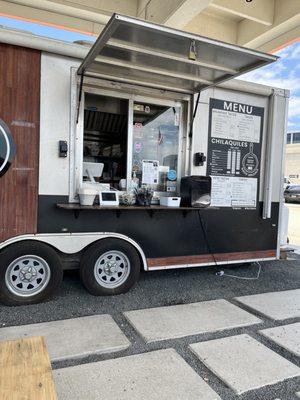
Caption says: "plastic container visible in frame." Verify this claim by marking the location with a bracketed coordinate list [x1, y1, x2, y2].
[160, 196, 181, 207]
[78, 187, 97, 206]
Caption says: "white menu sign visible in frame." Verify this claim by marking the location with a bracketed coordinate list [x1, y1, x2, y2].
[210, 176, 257, 208]
[211, 109, 261, 143]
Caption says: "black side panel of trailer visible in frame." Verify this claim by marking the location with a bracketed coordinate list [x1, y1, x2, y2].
[38, 195, 278, 259]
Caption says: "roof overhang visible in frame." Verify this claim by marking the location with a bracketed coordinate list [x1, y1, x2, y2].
[78, 13, 278, 94]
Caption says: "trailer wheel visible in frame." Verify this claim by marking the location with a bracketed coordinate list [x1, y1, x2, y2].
[0, 241, 63, 306]
[80, 239, 140, 296]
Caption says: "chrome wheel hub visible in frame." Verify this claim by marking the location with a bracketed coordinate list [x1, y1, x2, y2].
[20, 266, 38, 282]
[5, 255, 51, 297]
[104, 262, 117, 275]
[94, 251, 130, 289]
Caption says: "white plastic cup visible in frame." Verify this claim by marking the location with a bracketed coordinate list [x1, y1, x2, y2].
[78, 187, 97, 206]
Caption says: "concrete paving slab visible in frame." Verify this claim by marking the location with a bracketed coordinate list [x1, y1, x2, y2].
[260, 322, 300, 357]
[0, 315, 130, 362]
[189, 334, 300, 395]
[235, 289, 300, 320]
[124, 299, 261, 343]
[54, 348, 221, 400]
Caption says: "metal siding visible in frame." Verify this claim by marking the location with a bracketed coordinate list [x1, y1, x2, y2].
[78, 14, 277, 93]
[192, 87, 270, 202]
[39, 52, 80, 196]
[38, 195, 278, 259]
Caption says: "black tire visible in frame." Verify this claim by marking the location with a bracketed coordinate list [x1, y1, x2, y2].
[80, 239, 141, 296]
[0, 241, 63, 306]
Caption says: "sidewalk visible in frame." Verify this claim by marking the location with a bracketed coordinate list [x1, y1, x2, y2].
[0, 289, 299, 399]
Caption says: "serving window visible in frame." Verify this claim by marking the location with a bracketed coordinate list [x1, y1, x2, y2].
[132, 102, 181, 192]
[72, 83, 187, 201]
[83, 94, 128, 187]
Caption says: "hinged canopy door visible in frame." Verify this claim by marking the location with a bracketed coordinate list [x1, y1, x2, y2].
[78, 14, 277, 94]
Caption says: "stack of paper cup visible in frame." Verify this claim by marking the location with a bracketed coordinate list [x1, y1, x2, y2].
[78, 187, 97, 206]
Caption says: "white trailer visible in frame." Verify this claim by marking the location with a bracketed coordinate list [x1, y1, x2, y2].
[0, 14, 288, 305]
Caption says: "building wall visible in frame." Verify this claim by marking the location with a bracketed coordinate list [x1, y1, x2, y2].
[0, 44, 40, 242]
[285, 143, 300, 184]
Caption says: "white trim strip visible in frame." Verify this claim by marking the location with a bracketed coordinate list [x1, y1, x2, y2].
[263, 92, 276, 219]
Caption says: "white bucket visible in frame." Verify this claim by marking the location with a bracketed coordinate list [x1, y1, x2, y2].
[78, 187, 97, 206]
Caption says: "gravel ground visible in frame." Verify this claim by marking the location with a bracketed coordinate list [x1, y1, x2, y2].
[1, 258, 299, 400]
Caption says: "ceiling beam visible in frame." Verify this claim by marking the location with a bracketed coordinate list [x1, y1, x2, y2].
[138, 0, 213, 29]
[0, 0, 138, 35]
[164, 0, 214, 28]
[0, 0, 298, 54]
[238, 0, 300, 51]
[238, 15, 300, 51]
[259, 25, 300, 53]
[184, 10, 238, 43]
[210, 0, 274, 26]
[0, 2, 95, 35]
[2, 0, 110, 24]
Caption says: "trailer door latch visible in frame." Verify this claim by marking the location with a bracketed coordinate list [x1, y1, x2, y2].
[194, 152, 206, 166]
[59, 140, 68, 158]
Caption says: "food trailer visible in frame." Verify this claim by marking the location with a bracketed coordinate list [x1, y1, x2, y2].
[0, 14, 289, 305]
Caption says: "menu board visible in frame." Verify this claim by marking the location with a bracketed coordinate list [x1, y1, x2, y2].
[207, 98, 264, 208]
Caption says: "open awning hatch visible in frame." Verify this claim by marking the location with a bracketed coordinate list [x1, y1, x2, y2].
[78, 14, 278, 94]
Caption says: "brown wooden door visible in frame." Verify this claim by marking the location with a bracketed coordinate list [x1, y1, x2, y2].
[0, 44, 40, 242]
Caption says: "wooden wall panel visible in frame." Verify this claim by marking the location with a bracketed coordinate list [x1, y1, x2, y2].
[147, 250, 277, 268]
[0, 44, 40, 242]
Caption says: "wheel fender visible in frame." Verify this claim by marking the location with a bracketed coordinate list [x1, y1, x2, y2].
[0, 233, 148, 270]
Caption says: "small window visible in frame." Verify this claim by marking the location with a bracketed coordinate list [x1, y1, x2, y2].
[287, 133, 292, 144]
[293, 132, 300, 144]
